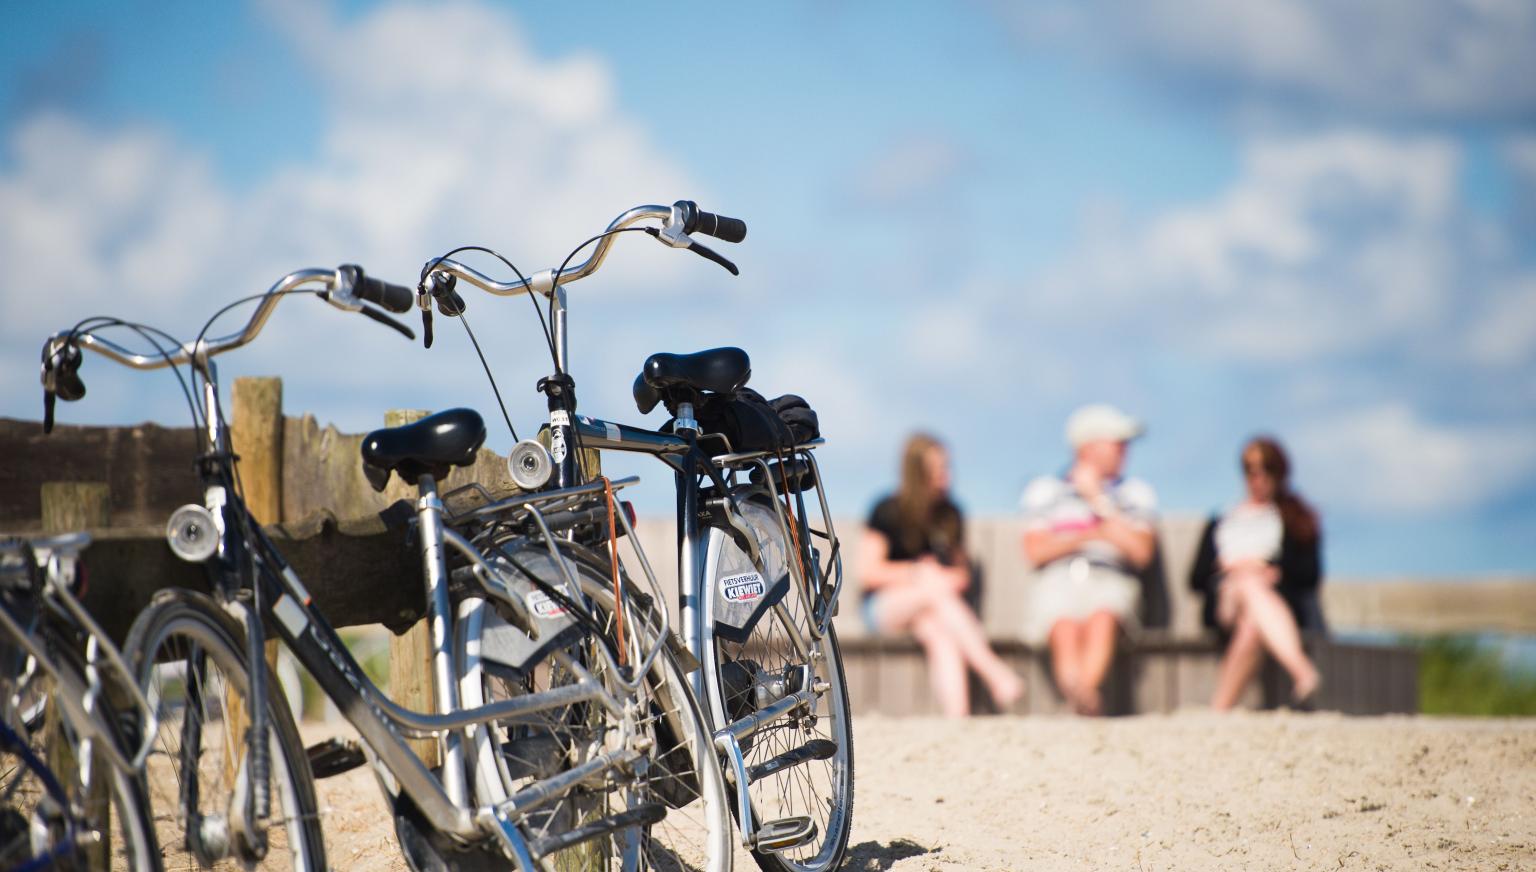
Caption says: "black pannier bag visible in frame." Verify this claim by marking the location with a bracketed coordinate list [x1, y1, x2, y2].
[690, 387, 820, 454]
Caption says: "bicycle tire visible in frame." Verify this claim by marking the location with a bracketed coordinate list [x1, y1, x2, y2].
[0, 622, 161, 871]
[459, 540, 734, 871]
[700, 495, 854, 872]
[125, 588, 325, 871]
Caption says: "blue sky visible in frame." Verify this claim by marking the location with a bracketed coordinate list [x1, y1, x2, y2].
[2, 0, 1534, 577]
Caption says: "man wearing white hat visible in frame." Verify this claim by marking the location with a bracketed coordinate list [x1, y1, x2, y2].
[1020, 403, 1158, 715]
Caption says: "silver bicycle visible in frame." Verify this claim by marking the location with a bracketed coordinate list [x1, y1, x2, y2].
[0, 532, 162, 870]
[424, 201, 854, 872]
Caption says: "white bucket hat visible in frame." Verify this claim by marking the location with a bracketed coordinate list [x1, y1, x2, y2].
[1065, 403, 1145, 448]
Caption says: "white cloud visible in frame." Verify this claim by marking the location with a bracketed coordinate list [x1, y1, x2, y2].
[1291, 403, 1536, 513]
[1, 0, 702, 432]
[997, 0, 1536, 120]
[1030, 131, 1516, 363]
[1464, 277, 1536, 368]
[848, 135, 969, 208]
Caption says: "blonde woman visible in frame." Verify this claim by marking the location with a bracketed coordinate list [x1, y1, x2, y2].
[859, 434, 1023, 717]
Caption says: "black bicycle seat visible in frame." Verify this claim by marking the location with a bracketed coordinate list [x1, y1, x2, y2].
[633, 347, 751, 414]
[360, 408, 486, 490]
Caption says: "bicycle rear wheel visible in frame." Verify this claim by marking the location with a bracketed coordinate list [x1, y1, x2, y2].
[0, 624, 160, 871]
[459, 542, 733, 871]
[700, 496, 853, 872]
[126, 588, 325, 871]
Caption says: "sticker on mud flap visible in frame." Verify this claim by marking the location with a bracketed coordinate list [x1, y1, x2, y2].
[527, 589, 568, 619]
[721, 572, 766, 603]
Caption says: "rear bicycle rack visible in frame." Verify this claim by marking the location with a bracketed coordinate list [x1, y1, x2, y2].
[710, 440, 844, 640]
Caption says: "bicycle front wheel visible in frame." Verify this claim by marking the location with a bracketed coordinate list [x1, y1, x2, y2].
[126, 588, 325, 871]
[701, 497, 854, 872]
[460, 542, 733, 871]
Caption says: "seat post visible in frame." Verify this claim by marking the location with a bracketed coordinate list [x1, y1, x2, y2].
[413, 473, 467, 807]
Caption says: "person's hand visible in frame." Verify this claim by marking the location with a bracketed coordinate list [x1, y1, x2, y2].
[1069, 464, 1104, 502]
[941, 564, 970, 594]
[1220, 557, 1269, 575]
[1222, 560, 1280, 587]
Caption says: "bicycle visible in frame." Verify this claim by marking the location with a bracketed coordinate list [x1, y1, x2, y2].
[422, 200, 854, 872]
[39, 264, 732, 870]
[0, 532, 161, 870]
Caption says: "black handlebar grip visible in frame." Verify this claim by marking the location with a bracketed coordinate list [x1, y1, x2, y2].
[675, 200, 747, 243]
[341, 264, 415, 313]
[694, 210, 747, 243]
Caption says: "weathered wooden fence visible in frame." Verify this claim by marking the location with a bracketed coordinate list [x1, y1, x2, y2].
[5, 383, 1532, 717]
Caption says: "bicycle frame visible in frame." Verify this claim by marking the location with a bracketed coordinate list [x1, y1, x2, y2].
[180, 366, 657, 854]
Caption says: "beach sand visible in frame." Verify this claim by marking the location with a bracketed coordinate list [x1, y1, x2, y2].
[304, 711, 1536, 871]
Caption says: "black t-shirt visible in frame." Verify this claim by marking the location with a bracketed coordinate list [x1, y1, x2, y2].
[866, 495, 965, 566]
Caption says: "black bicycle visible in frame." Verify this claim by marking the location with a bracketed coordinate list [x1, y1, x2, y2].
[39, 265, 732, 870]
[422, 201, 854, 872]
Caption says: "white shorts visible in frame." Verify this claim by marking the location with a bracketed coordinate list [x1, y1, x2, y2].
[1022, 558, 1140, 645]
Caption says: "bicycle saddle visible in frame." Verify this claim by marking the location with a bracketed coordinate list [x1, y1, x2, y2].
[632, 347, 751, 414]
[360, 407, 486, 491]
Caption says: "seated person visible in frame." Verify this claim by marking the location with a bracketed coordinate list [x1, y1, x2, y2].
[1190, 436, 1323, 709]
[1021, 404, 1157, 716]
[859, 433, 1023, 717]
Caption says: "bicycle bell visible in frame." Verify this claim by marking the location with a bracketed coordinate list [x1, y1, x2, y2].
[166, 504, 219, 562]
[507, 439, 555, 491]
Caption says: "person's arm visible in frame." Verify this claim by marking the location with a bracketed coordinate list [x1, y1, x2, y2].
[1189, 518, 1219, 595]
[860, 528, 915, 593]
[1096, 514, 1156, 570]
[862, 528, 964, 594]
[1277, 529, 1322, 592]
[1022, 526, 1093, 568]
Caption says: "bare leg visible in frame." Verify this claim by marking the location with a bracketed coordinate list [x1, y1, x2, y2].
[1211, 614, 1264, 711]
[911, 611, 970, 717]
[1074, 610, 1119, 716]
[1048, 620, 1084, 711]
[931, 596, 1023, 708]
[1234, 580, 1320, 698]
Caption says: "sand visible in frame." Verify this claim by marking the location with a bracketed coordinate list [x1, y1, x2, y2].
[302, 711, 1536, 871]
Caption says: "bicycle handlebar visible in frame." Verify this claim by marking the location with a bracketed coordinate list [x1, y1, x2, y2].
[39, 264, 415, 430]
[421, 200, 747, 299]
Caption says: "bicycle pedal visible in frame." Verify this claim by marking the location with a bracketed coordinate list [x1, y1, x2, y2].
[529, 802, 666, 858]
[753, 815, 818, 853]
[746, 738, 837, 783]
[306, 737, 366, 779]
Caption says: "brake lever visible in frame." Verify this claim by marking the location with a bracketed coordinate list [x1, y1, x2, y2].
[43, 389, 56, 434]
[686, 239, 739, 276]
[421, 299, 434, 349]
[358, 304, 416, 340]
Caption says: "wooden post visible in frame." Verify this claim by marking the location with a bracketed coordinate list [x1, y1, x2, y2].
[228, 378, 285, 779]
[384, 409, 440, 766]
[231, 377, 284, 527]
[40, 482, 110, 533]
[41, 481, 111, 869]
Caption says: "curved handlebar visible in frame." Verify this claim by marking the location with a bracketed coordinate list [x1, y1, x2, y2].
[422, 204, 674, 298]
[42, 267, 340, 374]
[40, 263, 419, 376]
[422, 200, 749, 299]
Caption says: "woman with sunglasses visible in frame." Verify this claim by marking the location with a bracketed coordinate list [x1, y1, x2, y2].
[1191, 436, 1324, 709]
